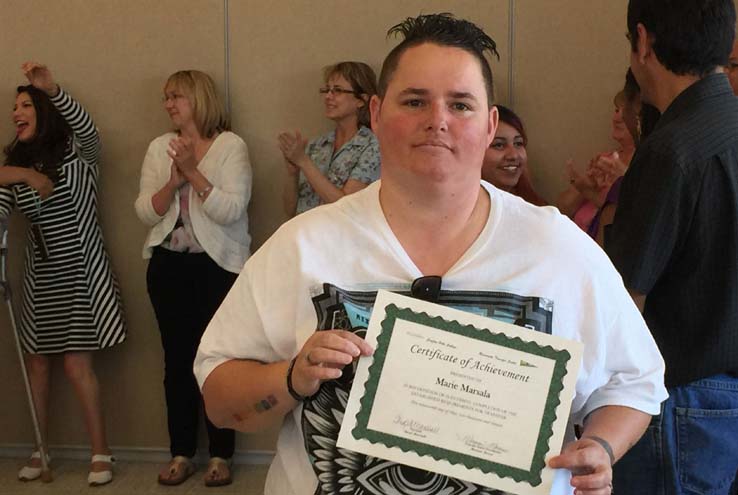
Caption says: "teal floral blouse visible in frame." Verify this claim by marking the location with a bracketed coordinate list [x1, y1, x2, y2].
[296, 126, 380, 214]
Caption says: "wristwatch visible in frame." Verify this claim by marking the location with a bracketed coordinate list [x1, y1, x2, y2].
[197, 186, 213, 198]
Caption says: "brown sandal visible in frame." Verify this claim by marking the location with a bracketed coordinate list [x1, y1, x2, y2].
[157, 456, 195, 486]
[204, 457, 232, 487]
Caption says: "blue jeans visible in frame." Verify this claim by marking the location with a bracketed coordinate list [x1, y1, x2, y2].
[613, 374, 738, 495]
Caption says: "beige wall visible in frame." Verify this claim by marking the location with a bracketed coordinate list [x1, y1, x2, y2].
[0, 0, 227, 452]
[233, 0, 509, 246]
[516, 2, 631, 200]
[0, 1, 627, 456]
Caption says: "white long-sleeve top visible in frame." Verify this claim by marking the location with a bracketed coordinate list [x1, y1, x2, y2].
[135, 131, 252, 273]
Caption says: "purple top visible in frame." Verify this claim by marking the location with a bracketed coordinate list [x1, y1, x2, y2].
[587, 177, 624, 239]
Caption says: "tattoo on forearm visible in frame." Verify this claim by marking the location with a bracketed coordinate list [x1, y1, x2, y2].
[254, 394, 279, 413]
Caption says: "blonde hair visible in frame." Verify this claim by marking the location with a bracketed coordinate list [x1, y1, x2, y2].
[165, 70, 229, 138]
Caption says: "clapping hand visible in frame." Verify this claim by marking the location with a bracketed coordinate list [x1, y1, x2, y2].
[167, 136, 198, 174]
[284, 159, 300, 177]
[567, 159, 607, 206]
[21, 62, 59, 97]
[567, 159, 598, 194]
[167, 162, 187, 189]
[278, 131, 308, 167]
[590, 152, 627, 187]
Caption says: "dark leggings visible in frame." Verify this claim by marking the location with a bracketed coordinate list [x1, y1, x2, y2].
[146, 247, 236, 459]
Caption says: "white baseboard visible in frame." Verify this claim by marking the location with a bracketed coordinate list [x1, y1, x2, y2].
[0, 443, 274, 465]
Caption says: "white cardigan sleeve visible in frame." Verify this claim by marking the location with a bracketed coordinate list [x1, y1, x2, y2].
[200, 137, 252, 225]
[135, 138, 169, 227]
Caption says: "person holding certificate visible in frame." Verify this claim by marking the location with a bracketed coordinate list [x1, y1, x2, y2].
[194, 13, 667, 495]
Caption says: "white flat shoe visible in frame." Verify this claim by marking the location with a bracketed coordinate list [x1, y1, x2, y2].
[88, 454, 115, 486]
[18, 450, 51, 481]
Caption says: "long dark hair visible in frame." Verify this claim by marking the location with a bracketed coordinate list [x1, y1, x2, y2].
[4, 85, 72, 180]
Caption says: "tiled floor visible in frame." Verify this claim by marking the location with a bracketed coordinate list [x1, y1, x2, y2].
[0, 458, 268, 495]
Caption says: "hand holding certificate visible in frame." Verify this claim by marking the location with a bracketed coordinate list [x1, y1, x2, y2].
[337, 290, 583, 495]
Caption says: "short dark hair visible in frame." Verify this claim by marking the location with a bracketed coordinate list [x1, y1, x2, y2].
[627, 0, 736, 76]
[4, 85, 72, 180]
[495, 105, 527, 146]
[324, 61, 378, 128]
[377, 13, 499, 108]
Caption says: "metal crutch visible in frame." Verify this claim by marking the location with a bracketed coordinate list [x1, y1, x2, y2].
[0, 219, 52, 482]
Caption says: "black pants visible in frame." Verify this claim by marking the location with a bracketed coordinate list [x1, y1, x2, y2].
[146, 247, 237, 459]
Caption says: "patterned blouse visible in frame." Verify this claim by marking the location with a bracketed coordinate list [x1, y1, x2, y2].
[161, 183, 204, 253]
[296, 126, 380, 214]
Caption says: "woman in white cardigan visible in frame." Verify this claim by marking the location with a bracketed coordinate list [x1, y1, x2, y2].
[134, 70, 251, 487]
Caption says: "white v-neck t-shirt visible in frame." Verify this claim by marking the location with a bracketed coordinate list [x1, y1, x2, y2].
[195, 180, 667, 495]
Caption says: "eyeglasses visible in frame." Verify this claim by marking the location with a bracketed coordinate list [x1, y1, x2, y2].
[162, 93, 186, 103]
[319, 86, 357, 96]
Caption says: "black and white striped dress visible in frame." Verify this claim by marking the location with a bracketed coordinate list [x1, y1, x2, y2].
[0, 88, 126, 354]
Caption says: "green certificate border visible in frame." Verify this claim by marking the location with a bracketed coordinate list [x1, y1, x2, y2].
[352, 303, 571, 487]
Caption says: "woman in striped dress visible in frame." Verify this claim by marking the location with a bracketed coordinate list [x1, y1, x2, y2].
[0, 62, 126, 486]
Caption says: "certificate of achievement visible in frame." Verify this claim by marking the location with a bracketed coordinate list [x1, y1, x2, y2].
[337, 290, 583, 495]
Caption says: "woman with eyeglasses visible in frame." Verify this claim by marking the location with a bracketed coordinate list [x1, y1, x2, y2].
[0, 62, 125, 486]
[135, 70, 251, 487]
[278, 61, 380, 216]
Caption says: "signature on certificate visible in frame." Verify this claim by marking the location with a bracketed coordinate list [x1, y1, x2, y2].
[393, 415, 441, 435]
[457, 434, 508, 455]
